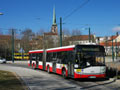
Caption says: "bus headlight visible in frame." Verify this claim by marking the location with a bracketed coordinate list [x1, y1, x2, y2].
[101, 67, 106, 73]
[74, 64, 78, 68]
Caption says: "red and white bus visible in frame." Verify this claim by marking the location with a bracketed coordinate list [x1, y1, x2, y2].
[28, 44, 106, 78]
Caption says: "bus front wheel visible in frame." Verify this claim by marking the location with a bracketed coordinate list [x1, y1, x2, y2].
[33, 63, 36, 69]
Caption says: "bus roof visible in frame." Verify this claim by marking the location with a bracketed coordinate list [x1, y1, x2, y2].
[29, 44, 104, 53]
[46, 45, 75, 52]
[29, 49, 43, 53]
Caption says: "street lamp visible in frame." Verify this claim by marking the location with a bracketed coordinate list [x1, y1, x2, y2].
[0, 13, 3, 15]
[11, 29, 14, 63]
[88, 27, 91, 43]
[60, 17, 62, 47]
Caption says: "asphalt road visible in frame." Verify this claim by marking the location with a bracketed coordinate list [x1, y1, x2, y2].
[0, 61, 120, 90]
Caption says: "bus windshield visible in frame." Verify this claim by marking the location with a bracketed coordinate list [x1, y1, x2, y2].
[75, 51, 105, 68]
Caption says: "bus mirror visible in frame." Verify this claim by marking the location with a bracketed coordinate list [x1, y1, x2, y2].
[87, 62, 90, 66]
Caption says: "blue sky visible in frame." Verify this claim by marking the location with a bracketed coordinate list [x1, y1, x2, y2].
[0, 0, 120, 36]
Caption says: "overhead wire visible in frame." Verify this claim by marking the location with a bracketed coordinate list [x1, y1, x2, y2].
[63, 0, 90, 21]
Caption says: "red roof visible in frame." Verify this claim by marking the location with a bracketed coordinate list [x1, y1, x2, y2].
[100, 42, 120, 46]
[0, 35, 11, 40]
[69, 35, 94, 41]
[109, 35, 118, 41]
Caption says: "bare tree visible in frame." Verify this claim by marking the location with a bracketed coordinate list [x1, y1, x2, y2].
[21, 29, 35, 52]
[61, 29, 71, 46]
[37, 29, 45, 36]
[21, 28, 35, 40]
[44, 35, 55, 49]
[0, 35, 12, 59]
[31, 35, 43, 49]
[71, 29, 81, 36]
[62, 28, 70, 36]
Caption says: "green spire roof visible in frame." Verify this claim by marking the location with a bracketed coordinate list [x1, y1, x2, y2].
[53, 7, 56, 25]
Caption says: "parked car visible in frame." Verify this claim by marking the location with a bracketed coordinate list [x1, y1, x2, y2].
[0, 58, 6, 64]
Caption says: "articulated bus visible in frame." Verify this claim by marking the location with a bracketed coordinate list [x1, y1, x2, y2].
[28, 44, 106, 79]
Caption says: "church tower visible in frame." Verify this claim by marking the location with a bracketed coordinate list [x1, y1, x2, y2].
[51, 7, 58, 34]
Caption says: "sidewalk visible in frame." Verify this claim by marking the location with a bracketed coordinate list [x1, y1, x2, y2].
[0, 64, 81, 90]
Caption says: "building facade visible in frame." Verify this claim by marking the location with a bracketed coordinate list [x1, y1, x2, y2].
[99, 34, 120, 56]
[69, 35, 96, 45]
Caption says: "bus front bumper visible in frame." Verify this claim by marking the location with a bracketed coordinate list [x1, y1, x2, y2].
[74, 72, 106, 78]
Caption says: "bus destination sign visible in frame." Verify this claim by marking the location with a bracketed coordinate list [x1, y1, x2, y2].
[82, 48, 99, 52]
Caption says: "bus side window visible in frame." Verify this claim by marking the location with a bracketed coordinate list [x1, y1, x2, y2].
[39, 53, 42, 61]
[52, 52, 57, 61]
[61, 51, 68, 64]
[41, 53, 43, 61]
[36, 53, 38, 60]
[32, 53, 34, 60]
[46, 53, 50, 62]
[50, 52, 53, 62]
[75, 52, 81, 64]
[35, 53, 37, 61]
[38, 53, 40, 61]
[47, 52, 53, 62]
[56, 52, 61, 63]
[29, 53, 31, 60]
[68, 51, 74, 62]
[32, 53, 36, 61]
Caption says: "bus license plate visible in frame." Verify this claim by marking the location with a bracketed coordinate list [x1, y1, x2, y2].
[89, 76, 96, 78]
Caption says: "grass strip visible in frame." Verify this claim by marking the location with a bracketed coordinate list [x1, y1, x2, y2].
[0, 70, 26, 90]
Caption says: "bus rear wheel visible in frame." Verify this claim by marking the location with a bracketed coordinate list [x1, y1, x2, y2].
[32, 63, 36, 69]
[32, 63, 34, 68]
[47, 66, 50, 73]
[62, 69, 67, 78]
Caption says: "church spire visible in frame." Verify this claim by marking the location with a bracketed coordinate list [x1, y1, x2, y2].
[53, 7, 56, 25]
[51, 6, 58, 34]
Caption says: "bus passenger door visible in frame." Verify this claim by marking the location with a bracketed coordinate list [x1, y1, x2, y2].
[68, 62, 74, 77]
[36, 53, 39, 68]
[53, 61, 56, 73]
[68, 51, 74, 77]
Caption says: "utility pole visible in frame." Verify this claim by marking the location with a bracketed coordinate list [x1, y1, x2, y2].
[5, 46, 6, 60]
[112, 36, 114, 62]
[43, 33, 46, 70]
[12, 29, 14, 63]
[105, 37, 108, 55]
[88, 27, 91, 43]
[97, 37, 100, 45]
[60, 17, 62, 47]
[115, 39, 117, 60]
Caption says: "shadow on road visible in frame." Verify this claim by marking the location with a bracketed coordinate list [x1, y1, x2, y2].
[74, 77, 109, 82]
[79, 78, 116, 89]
